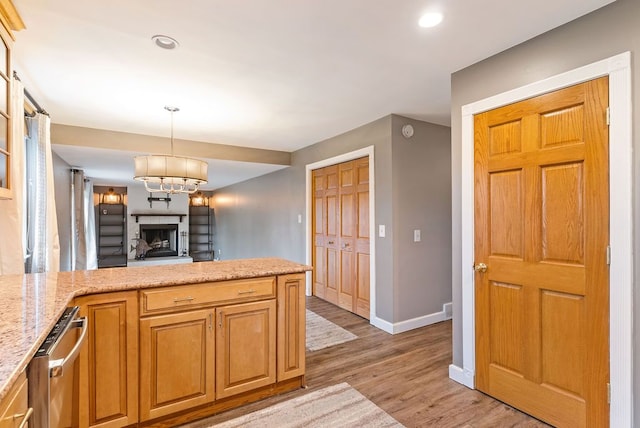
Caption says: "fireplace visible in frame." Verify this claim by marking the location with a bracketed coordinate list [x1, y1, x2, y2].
[139, 224, 179, 257]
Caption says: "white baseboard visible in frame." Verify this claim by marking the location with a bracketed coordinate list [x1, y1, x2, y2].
[449, 364, 474, 389]
[443, 302, 452, 320]
[369, 302, 453, 334]
[370, 316, 394, 334]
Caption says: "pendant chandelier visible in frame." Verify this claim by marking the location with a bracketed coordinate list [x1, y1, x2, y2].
[134, 106, 208, 194]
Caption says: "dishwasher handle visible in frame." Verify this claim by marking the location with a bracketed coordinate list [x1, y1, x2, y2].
[49, 317, 88, 378]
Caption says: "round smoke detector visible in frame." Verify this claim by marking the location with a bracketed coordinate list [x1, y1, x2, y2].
[402, 124, 414, 139]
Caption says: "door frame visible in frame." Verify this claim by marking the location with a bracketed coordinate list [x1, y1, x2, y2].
[305, 146, 376, 321]
[452, 52, 632, 426]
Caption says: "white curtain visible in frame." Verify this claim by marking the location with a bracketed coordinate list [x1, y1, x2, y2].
[0, 79, 26, 274]
[25, 112, 60, 273]
[70, 169, 97, 270]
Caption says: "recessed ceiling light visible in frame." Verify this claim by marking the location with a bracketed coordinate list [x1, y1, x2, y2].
[152, 35, 180, 50]
[419, 12, 443, 28]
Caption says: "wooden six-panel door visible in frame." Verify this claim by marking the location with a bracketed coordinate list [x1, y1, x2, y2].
[313, 157, 370, 319]
[474, 77, 609, 427]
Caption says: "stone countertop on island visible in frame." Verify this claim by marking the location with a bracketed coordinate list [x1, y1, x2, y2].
[0, 258, 311, 401]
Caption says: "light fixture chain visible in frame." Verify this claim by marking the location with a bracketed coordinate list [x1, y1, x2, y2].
[165, 105, 179, 156]
[170, 108, 174, 156]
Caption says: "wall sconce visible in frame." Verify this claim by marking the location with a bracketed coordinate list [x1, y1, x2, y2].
[190, 191, 208, 207]
[101, 187, 122, 204]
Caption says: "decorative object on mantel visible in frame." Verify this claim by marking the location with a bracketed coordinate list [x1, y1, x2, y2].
[133, 106, 208, 194]
[147, 192, 171, 208]
[101, 187, 122, 204]
[130, 213, 187, 223]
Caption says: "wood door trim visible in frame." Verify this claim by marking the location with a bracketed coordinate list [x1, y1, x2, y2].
[453, 52, 632, 427]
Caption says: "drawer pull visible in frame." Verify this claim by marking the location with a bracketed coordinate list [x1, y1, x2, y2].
[237, 289, 256, 295]
[15, 407, 34, 428]
[173, 296, 195, 304]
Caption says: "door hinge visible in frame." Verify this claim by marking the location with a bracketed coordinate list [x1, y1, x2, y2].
[606, 245, 611, 265]
[606, 107, 610, 125]
[607, 383, 611, 404]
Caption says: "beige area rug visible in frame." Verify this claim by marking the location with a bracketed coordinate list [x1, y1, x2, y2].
[203, 382, 404, 428]
[306, 309, 358, 351]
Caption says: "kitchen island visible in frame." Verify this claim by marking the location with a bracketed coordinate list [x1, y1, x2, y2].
[0, 258, 310, 427]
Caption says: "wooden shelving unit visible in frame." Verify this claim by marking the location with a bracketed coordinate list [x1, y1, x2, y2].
[97, 203, 127, 268]
[188, 206, 214, 262]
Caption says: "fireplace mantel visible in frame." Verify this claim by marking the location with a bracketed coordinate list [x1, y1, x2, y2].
[130, 213, 187, 223]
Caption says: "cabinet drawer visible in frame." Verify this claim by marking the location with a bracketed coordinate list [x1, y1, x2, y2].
[140, 277, 276, 315]
[0, 372, 30, 428]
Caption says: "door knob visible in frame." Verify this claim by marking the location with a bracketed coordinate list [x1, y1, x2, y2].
[473, 263, 488, 273]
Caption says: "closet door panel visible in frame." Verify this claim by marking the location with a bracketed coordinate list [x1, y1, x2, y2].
[354, 157, 371, 319]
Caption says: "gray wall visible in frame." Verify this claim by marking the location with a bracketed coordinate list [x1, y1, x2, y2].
[391, 116, 452, 320]
[449, 0, 639, 417]
[212, 167, 305, 262]
[52, 152, 71, 271]
[213, 114, 452, 325]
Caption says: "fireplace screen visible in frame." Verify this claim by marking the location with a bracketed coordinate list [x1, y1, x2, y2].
[139, 224, 179, 257]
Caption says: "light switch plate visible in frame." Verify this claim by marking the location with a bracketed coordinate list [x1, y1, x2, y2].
[379, 225, 386, 237]
[414, 229, 421, 242]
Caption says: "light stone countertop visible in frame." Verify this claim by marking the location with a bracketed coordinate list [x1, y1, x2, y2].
[0, 258, 311, 402]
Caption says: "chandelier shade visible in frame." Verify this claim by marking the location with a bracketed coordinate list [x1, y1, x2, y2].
[133, 106, 208, 194]
[134, 154, 208, 194]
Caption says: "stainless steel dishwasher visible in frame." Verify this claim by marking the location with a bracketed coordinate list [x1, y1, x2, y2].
[27, 306, 88, 428]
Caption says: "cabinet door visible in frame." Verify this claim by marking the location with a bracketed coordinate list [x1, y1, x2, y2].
[0, 21, 12, 201]
[0, 372, 29, 428]
[216, 300, 276, 399]
[139, 309, 215, 422]
[76, 291, 138, 428]
[277, 274, 306, 381]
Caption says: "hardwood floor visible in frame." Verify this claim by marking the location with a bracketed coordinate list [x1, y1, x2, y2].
[185, 296, 551, 427]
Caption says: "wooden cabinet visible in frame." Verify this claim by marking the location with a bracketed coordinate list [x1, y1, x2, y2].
[215, 300, 276, 399]
[76, 291, 138, 428]
[139, 277, 276, 316]
[139, 276, 289, 422]
[0, 16, 14, 200]
[77, 272, 305, 427]
[277, 273, 306, 381]
[0, 372, 30, 428]
[139, 309, 215, 421]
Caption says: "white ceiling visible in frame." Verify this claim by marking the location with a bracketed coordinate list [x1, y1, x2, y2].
[12, 0, 615, 189]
